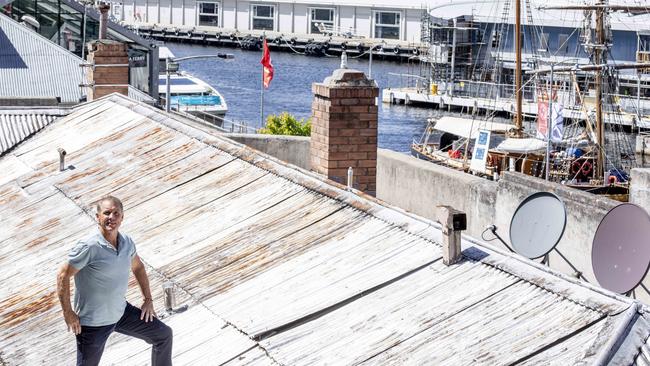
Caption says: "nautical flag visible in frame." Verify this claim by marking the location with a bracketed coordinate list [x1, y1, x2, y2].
[537, 101, 564, 143]
[260, 39, 274, 89]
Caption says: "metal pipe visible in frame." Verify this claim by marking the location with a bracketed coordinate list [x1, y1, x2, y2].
[546, 65, 553, 181]
[347, 167, 353, 189]
[98, 3, 110, 40]
[165, 57, 171, 113]
[163, 281, 175, 311]
[449, 18, 457, 96]
[368, 47, 372, 78]
[514, 0, 523, 136]
[595, 0, 605, 182]
[57, 148, 66, 171]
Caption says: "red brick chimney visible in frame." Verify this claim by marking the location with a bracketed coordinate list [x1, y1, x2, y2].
[310, 68, 379, 195]
[85, 40, 129, 101]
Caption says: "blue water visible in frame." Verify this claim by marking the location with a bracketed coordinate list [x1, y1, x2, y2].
[165, 43, 440, 153]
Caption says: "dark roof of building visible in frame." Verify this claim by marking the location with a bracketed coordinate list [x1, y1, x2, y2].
[1, 94, 649, 365]
[0, 107, 71, 157]
[0, 13, 86, 104]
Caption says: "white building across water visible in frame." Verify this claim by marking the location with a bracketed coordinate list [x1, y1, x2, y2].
[110, 0, 429, 41]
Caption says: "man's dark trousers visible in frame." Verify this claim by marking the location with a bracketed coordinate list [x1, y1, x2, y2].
[75, 303, 173, 366]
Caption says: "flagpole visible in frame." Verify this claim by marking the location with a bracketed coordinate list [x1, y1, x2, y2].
[260, 34, 265, 127]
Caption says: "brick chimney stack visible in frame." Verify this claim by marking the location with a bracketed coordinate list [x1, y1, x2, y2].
[310, 68, 379, 195]
[85, 40, 129, 101]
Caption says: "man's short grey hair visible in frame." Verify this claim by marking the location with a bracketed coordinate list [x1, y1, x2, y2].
[96, 196, 124, 213]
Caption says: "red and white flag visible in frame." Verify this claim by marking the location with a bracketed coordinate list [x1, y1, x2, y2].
[260, 39, 274, 89]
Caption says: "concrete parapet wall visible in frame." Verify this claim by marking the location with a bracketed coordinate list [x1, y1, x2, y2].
[224, 133, 311, 170]
[636, 135, 650, 156]
[631, 168, 650, 211]
[376, 148, 497, 236]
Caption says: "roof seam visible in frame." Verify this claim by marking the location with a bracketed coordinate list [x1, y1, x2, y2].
[506, 314, 608, 365]
[253, 256, 444, 343]
[470, 255, 610, 314]
[355, 278, 525, 365]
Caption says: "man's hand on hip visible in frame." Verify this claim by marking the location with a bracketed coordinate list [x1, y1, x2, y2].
[64, 310, 81, 334]
[140, 299, 156, 322]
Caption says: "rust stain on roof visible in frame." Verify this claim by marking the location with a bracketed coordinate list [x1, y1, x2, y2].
[0, 95, 644, 365]
[0, 291, 57, 329]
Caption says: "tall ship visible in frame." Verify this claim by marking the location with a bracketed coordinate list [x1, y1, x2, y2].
[411, 0, 650, 201]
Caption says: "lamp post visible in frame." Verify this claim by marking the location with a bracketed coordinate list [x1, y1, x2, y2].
[164, 53, 234, 113]
[368, 42, 385, 79]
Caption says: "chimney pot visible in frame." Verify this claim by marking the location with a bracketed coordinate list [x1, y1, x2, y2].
[98, 3, 110, 40]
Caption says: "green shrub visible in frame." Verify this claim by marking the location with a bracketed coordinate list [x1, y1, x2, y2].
[259, 112, 311, 136]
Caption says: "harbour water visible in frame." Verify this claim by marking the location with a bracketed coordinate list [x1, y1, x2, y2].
[166, 43, 438, 153]
[167, 43, 642, 167]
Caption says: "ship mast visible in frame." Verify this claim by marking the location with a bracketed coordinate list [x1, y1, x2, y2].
[514, 0, 524, 137]
[539, 1, 650, 183]
[594, 0, 606, 181]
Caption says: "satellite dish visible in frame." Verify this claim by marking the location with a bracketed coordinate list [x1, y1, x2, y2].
[592, 203, 650, 294]
[509, 192, 567, 259]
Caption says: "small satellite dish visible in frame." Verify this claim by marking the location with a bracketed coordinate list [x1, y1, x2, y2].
[509, 192, 566, 259]
[592, 203, 650, 294]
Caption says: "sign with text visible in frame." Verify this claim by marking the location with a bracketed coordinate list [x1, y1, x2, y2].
[470, 129, 491, 174]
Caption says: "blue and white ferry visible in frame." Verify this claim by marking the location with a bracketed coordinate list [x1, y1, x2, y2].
[158, 72, 228, 123]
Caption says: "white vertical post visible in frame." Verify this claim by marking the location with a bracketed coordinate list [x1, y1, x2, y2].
[368, 46, 373, 78]
[165, 57, 171, 113]
[260, 36, 265, 127]
[546, 65, 553, 181]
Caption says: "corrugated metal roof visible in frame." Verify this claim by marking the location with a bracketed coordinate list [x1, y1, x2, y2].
[0, 108, 70, 156]
[0, 13, 86, 104]
[1, 93, 649, 365]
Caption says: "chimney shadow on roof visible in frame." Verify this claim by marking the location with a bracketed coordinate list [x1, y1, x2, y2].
[0, 28, 28, 69]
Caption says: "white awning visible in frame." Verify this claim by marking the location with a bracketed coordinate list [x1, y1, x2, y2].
[158, 46, 176, 59]
[433, 116, 514, 139]
[495, 138, 547, 154]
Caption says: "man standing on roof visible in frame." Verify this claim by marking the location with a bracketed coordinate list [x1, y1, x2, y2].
[56, 196, 173, 366]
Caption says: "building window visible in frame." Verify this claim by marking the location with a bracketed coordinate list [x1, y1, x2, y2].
[557, 33, 569, 53]
[198, 2, 219, 27]
[374, 11, 401, 40]
[252, 4, 275, 31]
[539, 33, 549, 51]
[310, 8, 334, 34]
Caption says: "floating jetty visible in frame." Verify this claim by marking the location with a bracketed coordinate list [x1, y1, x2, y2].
[126, 23, 423, 61]
[383, 87, 650, 129]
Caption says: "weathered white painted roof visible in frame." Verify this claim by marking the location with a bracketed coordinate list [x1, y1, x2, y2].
[0, 14, 86, 104]
[1, 93, 649, 365]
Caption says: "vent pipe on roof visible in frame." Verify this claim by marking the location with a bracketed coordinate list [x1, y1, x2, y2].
[436, 205, 467, 266]
[98, 3, 110, 40]
[57, 148, 67, 171]
[347, 167, 353, 189]
[163, 282, 175, 312]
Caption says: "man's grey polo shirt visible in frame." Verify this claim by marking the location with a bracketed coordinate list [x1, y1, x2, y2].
[68, 231, 137, 326]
